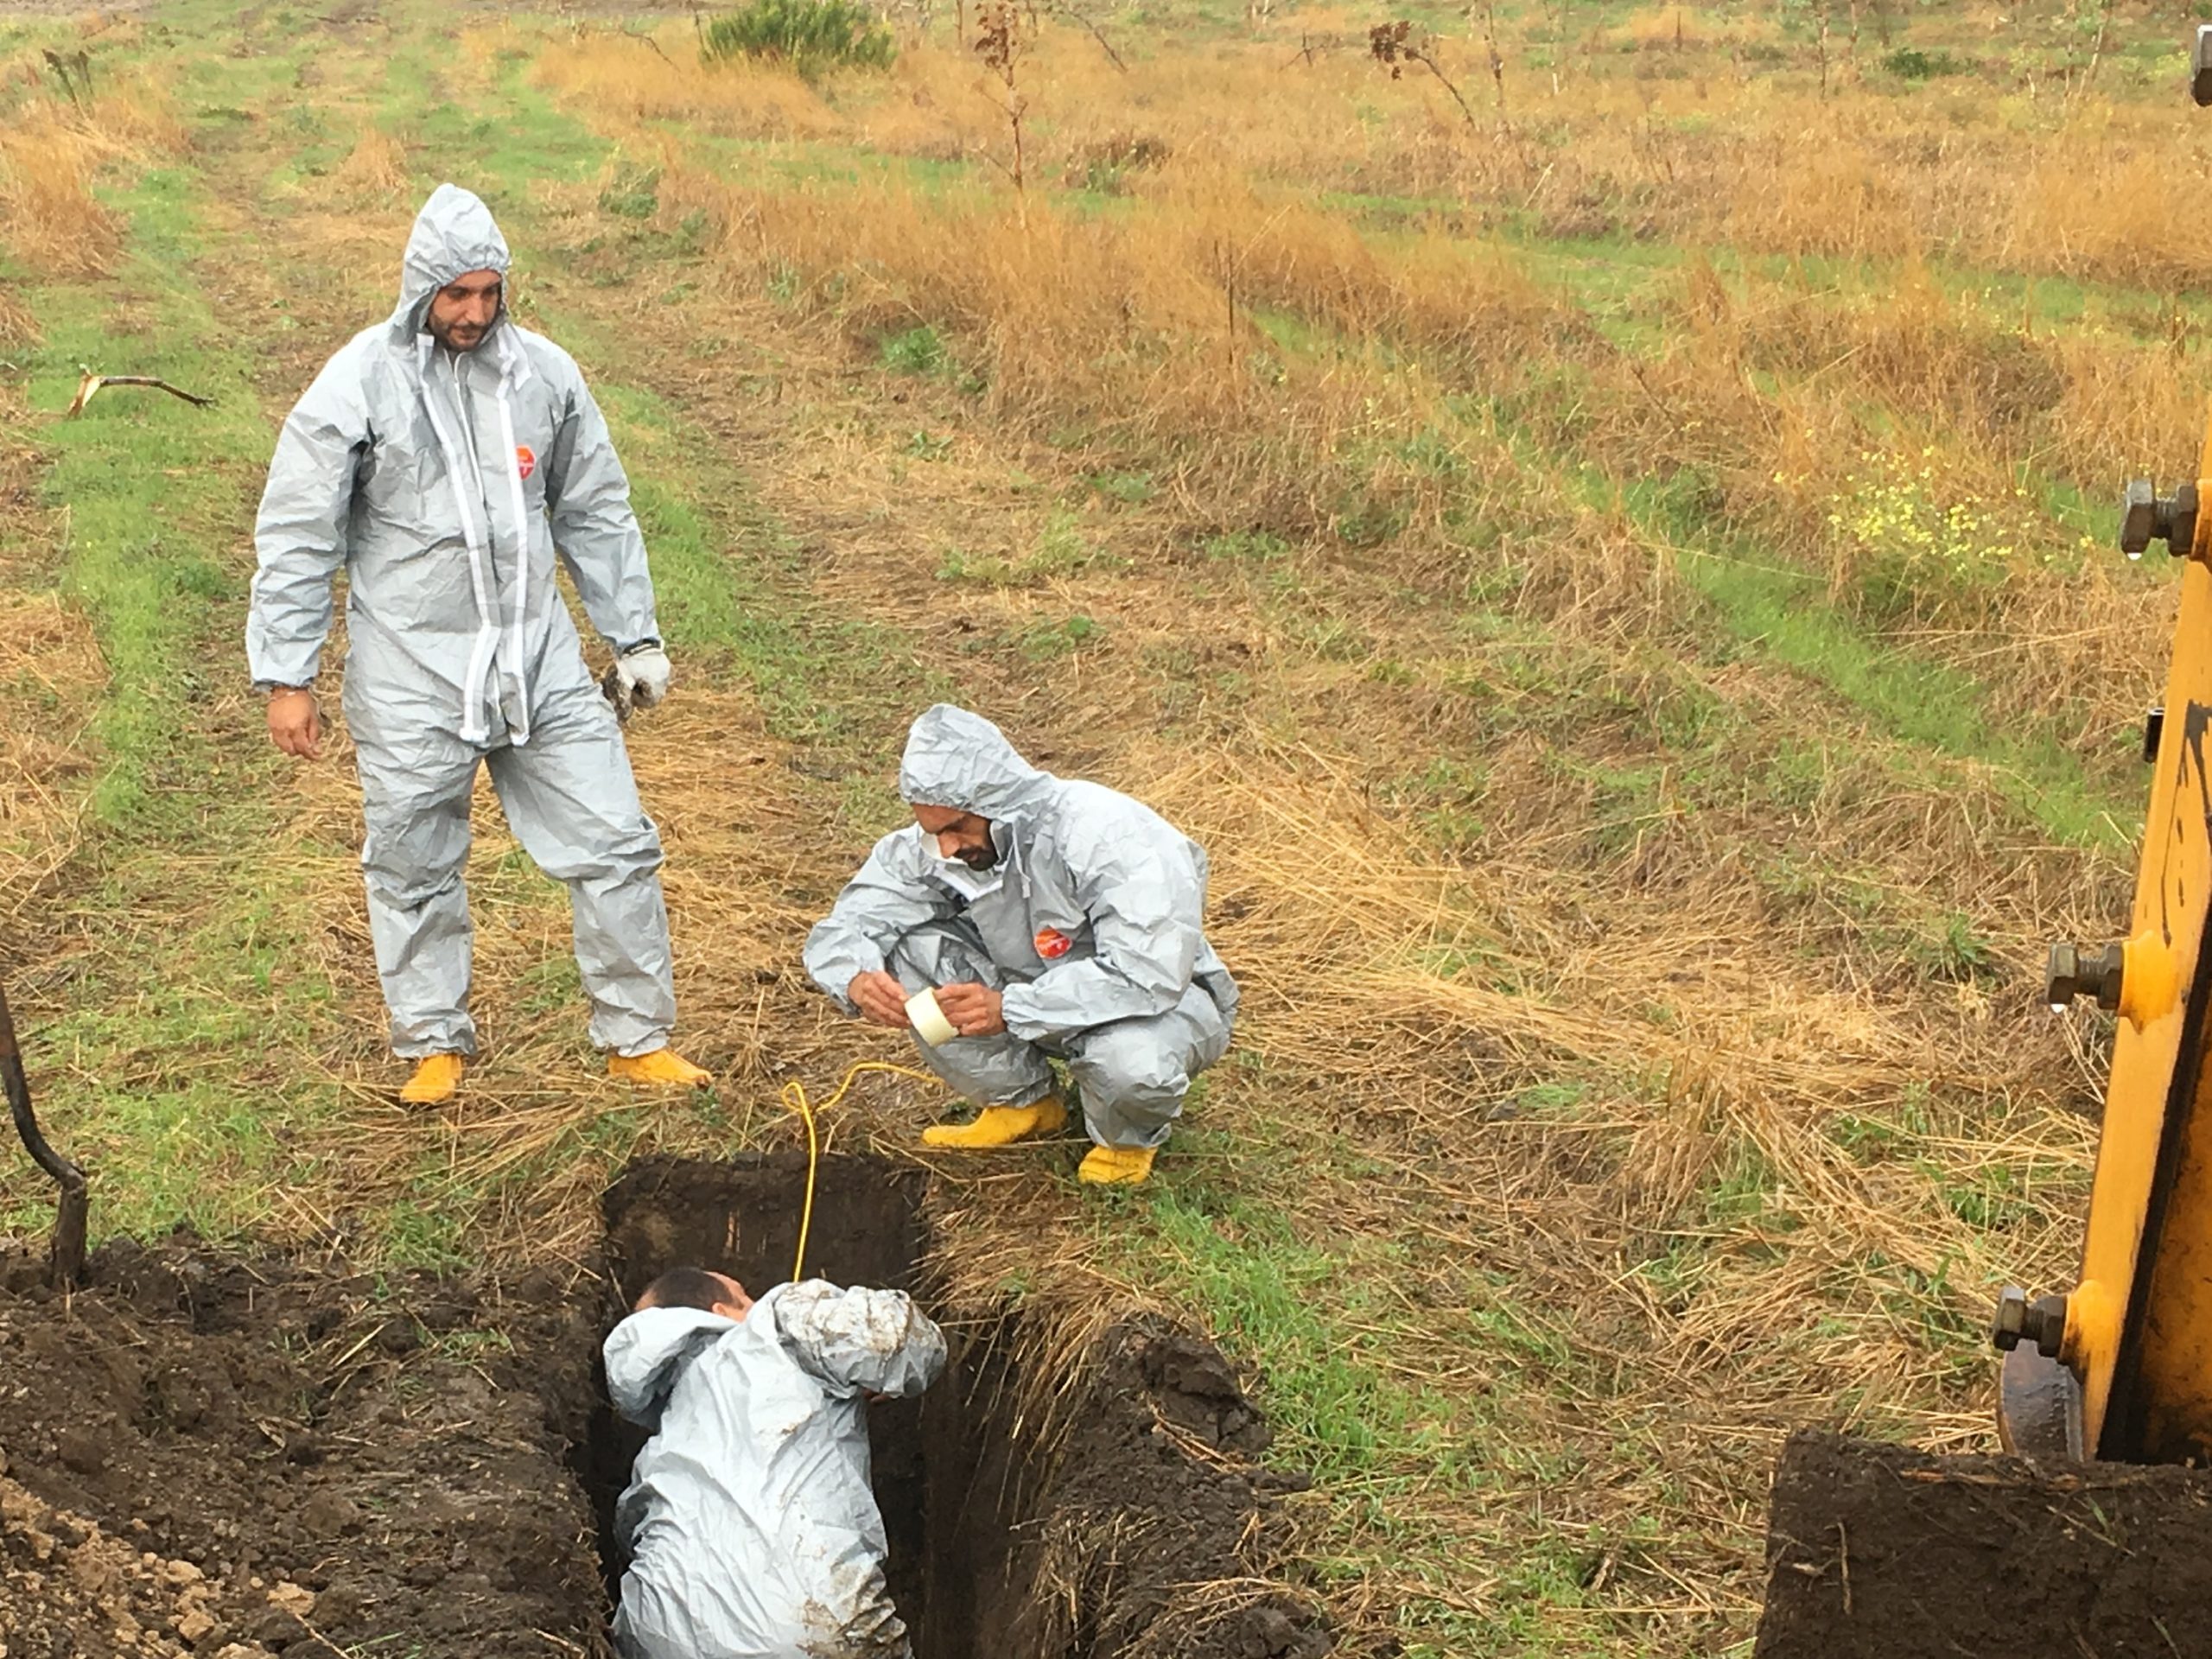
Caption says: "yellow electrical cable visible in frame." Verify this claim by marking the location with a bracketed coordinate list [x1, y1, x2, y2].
[779, 1059, 945, 1283]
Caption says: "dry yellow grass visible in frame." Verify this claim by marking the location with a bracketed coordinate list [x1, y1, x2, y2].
[535, 35, 844, 138]
[531, 24, 2212, 295]
[327, 126, 410, 205]
[649, 127, 2179, 754]
[0, 77, 185, 276]
[0, 591, 104, 918]
[0, 290, 37, 349]
[0, 118, 121, 276]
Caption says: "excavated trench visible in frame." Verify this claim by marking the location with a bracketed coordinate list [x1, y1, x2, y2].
[0, 1154, 1329, 1658]
[568, 1153, 1329, 1659]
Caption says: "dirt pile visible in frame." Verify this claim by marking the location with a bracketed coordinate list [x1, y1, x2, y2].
[1756, 1429, 2212, 1659]
[0, 1465, 310, 1658]
[968, 1317, 1330, 1659]
[0, 1234, 605, 1656]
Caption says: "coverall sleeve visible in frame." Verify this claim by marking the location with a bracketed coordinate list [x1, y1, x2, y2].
[804, 830, 956, 1012]
[776, 1282, 947, 1400]
[998, 821, 1203, 1044]
[602, 1306, 734, 1431]
[541, 356, 661, 652]
[247, 355, 367, 688]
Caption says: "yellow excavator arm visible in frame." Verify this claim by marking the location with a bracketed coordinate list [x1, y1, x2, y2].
[2001, 404, 2212, 1462]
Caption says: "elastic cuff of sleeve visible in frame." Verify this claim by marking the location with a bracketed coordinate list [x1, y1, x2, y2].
[620, 637, 663, 656]
[997, 991, 1044, 1043]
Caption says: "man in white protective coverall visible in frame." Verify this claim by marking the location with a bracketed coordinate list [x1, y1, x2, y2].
[604, 1265, 946, 1659]
[246, 182, 711, 1105]
[804, 704, 1237, 1186]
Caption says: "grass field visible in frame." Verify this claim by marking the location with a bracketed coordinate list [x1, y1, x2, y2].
[0, 0, 2196, 1651]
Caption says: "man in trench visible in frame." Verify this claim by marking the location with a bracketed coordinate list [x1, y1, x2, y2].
[604, 1266, 946, 1659]
[246, 182, 711, 1104]
[804, 704, 1238, 1186]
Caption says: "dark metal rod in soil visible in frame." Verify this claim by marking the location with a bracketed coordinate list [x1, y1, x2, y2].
[0, 977, 87, 1287]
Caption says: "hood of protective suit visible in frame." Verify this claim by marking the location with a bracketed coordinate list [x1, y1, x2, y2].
[899, 703, 1056, 822]
[389, 182, 511, 342]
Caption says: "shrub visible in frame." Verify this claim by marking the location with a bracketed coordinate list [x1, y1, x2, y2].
[1882, 47, 1967, 79]
[702, 0, 894, 77]
[879, 324, 945, 375]
[598, 161, 661, 220]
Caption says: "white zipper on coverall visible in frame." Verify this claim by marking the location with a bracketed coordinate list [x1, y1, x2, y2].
[490, 333, 534, 747]
[417, 335, 501, 744]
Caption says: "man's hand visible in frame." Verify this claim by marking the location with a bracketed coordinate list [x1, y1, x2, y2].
[267, 689, 322, 760]
[613, 645, 673, 715]
[848, 971, 910, 1029]
[934, 982, 1006, 1038]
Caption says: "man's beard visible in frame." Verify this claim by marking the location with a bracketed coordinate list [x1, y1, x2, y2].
[428, 304, 500, 353]
[950, 842, 998, 871]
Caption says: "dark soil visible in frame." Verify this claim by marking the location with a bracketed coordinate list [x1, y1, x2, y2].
[0, 1233, 606, 1658]
[1755, 1427, 2212, 1659]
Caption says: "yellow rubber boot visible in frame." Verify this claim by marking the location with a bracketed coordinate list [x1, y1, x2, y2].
[1078, 1145, 1157, 1186]
[398, 1052, 467, 1106]
[608, 1048, 713, 1087]
[922, 1095, 1067, 1149]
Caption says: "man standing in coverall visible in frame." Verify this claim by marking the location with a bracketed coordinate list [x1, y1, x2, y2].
[804, 705, 1237, 1185]
[248, 182, 710, 1104]
[604, 1266, 945, 1659]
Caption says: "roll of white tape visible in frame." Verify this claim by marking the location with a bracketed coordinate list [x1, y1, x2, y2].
[906, 988, 959, 1047]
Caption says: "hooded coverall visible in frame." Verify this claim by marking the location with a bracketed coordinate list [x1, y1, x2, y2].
[603, 1281, 947, 1659]
[803, 705, 1237, 1151]
[247, 183, 678, 1059]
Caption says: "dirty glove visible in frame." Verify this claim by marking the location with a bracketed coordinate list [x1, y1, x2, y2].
[606, 644, 672, 719]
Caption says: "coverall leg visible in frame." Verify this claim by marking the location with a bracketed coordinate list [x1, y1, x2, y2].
[485, 681, 677, 1058]
[887, 923, 1233, 1144]
[358, 725, 481, 1059]
[1065, 984, 1234, 1151]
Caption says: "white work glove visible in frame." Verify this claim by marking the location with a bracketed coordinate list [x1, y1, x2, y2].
[607, 645, 672, 719]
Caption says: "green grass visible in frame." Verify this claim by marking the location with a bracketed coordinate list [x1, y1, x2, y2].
[0, 129, 357, 1237]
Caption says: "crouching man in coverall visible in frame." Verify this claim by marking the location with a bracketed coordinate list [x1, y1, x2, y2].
[246, 182, 710, 1104]
[804, 705, 1238, 1186]
[604, 1267, 946, 1659]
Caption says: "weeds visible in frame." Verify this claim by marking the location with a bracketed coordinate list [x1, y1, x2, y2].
[1882, 46, 1967, 79]
[702, 0, 895, 77]
[1823, 452, 2030, 625]
[0, 119, 121, 276]
[973, 2, 1032, 213]
[1368, 21, 1479, 133]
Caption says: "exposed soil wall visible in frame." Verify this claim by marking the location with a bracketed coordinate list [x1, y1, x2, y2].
[1755, 1428, 2212, 1659]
